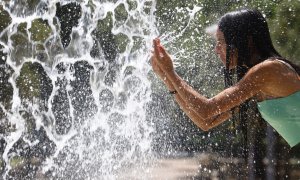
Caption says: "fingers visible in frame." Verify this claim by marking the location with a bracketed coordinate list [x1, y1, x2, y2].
[153, 38, 169, 59]
[151, 55, 161, 68]
[156, 38, 160, 44]
[151, 58, 161, 74]
[153, 39, 161, 59]
[151, 38, 172, 72]
[159, 45, 168, 58]
[150, 55, 158, 67]
[153, 38, 160, 44]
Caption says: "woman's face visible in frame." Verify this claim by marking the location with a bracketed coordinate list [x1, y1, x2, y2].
[215, 28, 227, 65]
[215, 28, 237, 69]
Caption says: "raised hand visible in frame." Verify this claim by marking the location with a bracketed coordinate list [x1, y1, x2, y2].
[151, 39, 175, 91]
[151, 55, 163, 78]
[152, 38, 175, 73]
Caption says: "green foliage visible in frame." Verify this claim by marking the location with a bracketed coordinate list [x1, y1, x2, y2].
[95, 12, 114, 34]
[16, 62, 52, 102]
[9, 156, 26, 169]
[0, 5, 11, 33]
[114, 33, 130, 53]
[29, 19, 52, 42]
[127, 0, 138, 11]
[269, 1, 300, 63]
[115, 3, 128, 25]
[26, 0, 41, 9]
[16, 62, 42, 100]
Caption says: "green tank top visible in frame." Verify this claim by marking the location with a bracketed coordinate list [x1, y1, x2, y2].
[257, 91, 300, 147]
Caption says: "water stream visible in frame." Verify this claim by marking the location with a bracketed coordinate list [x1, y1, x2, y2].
[0, 0, 159, 179]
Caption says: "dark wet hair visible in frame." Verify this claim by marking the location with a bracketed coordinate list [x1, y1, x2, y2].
[218, 8, 299, 87]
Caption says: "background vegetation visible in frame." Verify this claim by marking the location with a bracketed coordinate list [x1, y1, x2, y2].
[150, 0, 300, 178]
[151, 0, 300, 152]
[0, 0, 299, 179]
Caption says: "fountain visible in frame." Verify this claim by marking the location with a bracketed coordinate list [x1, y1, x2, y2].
[0, 0, 158, 179]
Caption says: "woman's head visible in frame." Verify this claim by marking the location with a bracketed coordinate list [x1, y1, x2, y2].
[217, 9, 281, 86]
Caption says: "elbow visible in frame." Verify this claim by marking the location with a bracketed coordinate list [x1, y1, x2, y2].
[194, 109, 212, 121]
[200, 117, 218, 131]
[196, 100, 219, 120]
[200, 113, 210, 120]
[192, 118, 211, 131]
[199, 124, 211, 132]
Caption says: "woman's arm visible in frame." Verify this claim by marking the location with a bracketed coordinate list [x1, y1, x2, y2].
[151, 53, 232, 131]
[173, 92, 232, 131]
[152, 39, 265, 119]
[167, 71, 260, 119]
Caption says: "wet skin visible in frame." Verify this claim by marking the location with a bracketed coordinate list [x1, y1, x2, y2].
[151, 35, 300, 131]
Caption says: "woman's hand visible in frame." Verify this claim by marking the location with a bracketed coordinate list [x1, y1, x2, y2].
[151, 55, 165, 80]
[151, 39, 175, 91]
[152, 38, 175, 74]
[151, 54, 175, 90]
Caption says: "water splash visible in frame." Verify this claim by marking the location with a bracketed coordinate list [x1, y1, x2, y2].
[0, 0, 158, 179]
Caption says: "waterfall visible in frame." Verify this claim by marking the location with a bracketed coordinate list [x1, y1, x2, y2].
[0, 0, 157, 179]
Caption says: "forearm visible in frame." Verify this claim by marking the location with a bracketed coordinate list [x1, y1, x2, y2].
[158, 71, 231, 130]
[166, 71, 218, 118]
[156, 72, 208, 129]
[173, 93, 210, 131]
[161, 76, 175, 91]
[173, 93, 231, 131]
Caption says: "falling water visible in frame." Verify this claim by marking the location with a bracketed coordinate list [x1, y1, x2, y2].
[0, 0, 158, 179]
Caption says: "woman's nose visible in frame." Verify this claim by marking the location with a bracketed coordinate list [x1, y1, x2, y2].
[215, 45, 220, 54]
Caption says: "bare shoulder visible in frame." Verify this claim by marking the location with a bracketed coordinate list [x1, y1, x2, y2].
[241, 60, 274, 82]
[251, 59, 284, 73]
[239, 59, 291, 90]
[245, 59, 300, 96]
[245, 59, 289, 80]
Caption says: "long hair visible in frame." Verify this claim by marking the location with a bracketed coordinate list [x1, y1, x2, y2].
[219, 9, 300, 84]
[217, 8, 300, 158]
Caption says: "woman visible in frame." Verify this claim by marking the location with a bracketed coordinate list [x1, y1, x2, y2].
[151, 9, 300, 147]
